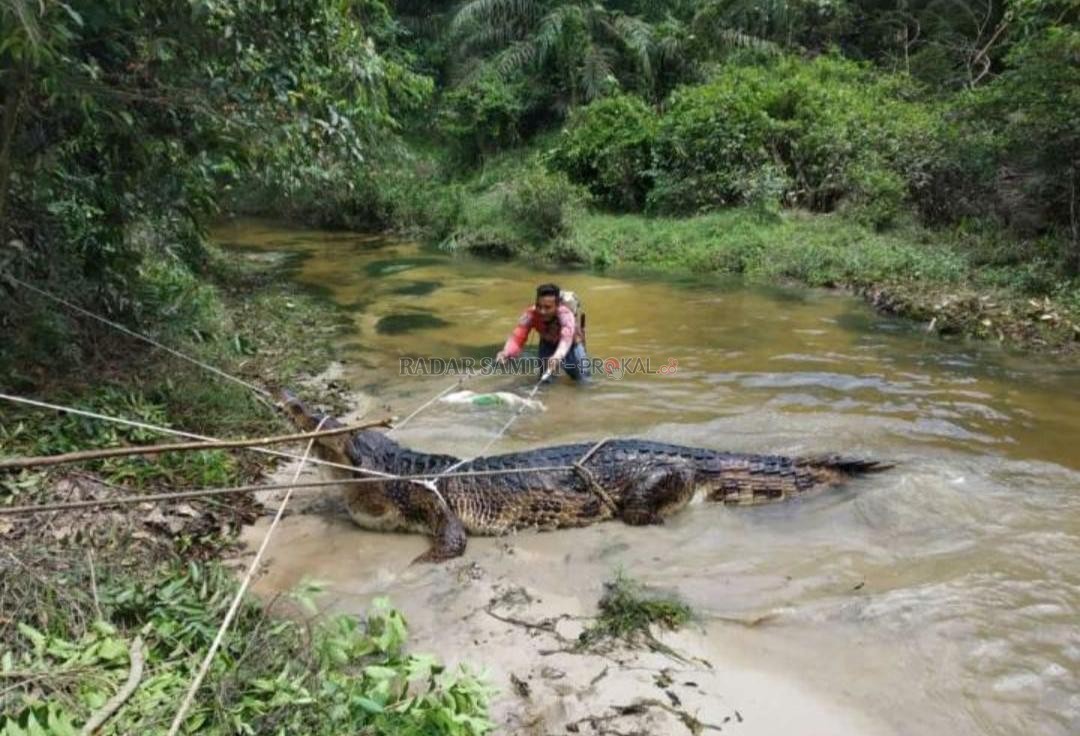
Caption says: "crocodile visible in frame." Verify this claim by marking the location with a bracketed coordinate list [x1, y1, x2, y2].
[280, 390, 891, 562]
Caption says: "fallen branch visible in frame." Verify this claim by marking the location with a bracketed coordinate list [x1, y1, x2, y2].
[0, 418, 391, 470]
[79, 635, 145, 736]
[565, 698, 725, 736]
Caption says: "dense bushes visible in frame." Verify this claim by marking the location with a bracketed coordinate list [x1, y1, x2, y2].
[647, 56, 935, 225]
[439, 74, 528, 163]
[545, 56, 938, 228]
[548, 95, 658, 211]
[0, 0, 430, 368]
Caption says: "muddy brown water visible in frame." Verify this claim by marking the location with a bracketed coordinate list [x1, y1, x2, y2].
[217, 220, 1079, 736]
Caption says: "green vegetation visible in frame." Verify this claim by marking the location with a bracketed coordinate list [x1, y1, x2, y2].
[0, 556, 492, 735]
[5, 0, 1079, 363]
[2, 0, 1079, 729]
[578, 573, 692, 651]
[0, 248, 495, 731]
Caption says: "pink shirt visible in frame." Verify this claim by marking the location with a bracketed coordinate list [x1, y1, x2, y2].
[503, 304, 578, 361]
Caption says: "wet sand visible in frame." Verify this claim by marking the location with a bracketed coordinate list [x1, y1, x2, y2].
[239, 508, 889, 736]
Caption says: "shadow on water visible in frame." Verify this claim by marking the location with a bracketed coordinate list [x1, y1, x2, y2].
[374, 312, 450, 335]
[391, 280, 443, 296]
[364, 257, 445, 277]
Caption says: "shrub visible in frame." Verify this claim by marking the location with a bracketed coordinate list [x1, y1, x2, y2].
[439, 74, 527, 163]
[503, 166, 588, 243]
[648, 66, 777, 213]
[648, 55, 938, 219]
[548, 95, 658, 211]
[839, 160, 909, 229]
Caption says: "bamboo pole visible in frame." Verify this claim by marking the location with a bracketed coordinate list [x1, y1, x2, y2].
[0, 418, 391, 470]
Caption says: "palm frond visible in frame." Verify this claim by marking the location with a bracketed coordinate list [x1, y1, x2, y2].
[2, 0, 43, 48]
[494, 37, 541, 77]
[579, 43, 616, 101]
[533, 5, 573, 59]
[450, 0, 540, 36]
[715, 27, 782, 55]
[456, 20, 526, 57]
[610, 14, 654, 83]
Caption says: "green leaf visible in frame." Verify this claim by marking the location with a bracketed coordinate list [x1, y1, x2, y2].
[353, 696, 384, 714]
[57, 3, 83, 27]
[17, 623, 45, 651]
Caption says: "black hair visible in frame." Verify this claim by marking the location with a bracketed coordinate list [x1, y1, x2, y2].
[536, 283, 560, 300]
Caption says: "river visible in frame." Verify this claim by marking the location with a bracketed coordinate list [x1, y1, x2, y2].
[217, 219, 1079, 736]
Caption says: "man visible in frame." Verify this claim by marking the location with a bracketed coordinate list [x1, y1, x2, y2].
[495, 283, 589, 382]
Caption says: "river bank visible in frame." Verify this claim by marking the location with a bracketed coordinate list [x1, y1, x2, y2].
[0, 248, 494, 733]
[287, 141, 1078, 355]
[428, 156, 1080, 355]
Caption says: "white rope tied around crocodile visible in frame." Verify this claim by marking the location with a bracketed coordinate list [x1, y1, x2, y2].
[435, 372, 551, 483]
[0, 391, 619, 518]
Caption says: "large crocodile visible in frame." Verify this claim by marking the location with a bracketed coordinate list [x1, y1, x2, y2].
[280, 391, 890, 562]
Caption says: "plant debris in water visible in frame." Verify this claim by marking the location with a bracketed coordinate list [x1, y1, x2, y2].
[577, 573, 692, 651]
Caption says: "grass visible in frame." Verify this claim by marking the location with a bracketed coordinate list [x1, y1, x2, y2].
[565, 209, 970, 285]
[577, 573, 692, 652]
[424, 145, 1079, 352]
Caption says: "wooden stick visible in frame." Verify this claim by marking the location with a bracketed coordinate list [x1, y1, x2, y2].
[79, 636, 145, 736]
[0, 418, 391, 470]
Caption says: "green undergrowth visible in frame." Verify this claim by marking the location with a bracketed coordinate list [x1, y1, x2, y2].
[0, 557, 493, 735]
[1, 244, 495, 735]
[0, 245, 345, 507]
[577, 573, 692, 652]
[429, 146, 1078, 351]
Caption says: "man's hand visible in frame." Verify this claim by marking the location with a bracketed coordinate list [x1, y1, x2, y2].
[545, 356, 559, 375]
[495, 350, 508, 365]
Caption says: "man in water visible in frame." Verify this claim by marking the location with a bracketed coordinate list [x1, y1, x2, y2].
[495, 283, 589, 382]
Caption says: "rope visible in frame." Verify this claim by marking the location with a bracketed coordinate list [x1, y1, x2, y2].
[0, 418, 392, 470]
[572, 437, 617, 512]
[386, 377, 465, 435]
[0, 463, 587, 516]
[165, 417, 326, 735]
[436, 372, 550, 480]
[0, 392, 393, 480]
[11, 277, 272, 400]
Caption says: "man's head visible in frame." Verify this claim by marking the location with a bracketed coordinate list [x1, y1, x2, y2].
[535, 283, 561, 320]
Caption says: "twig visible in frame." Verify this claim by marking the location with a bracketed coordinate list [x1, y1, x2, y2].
[484, 607, 571, 639]
[79, 635, 145, 736]
[87, 550, 102, 620]
[0, 418, 392, 470]
[565, 698, 725, 736]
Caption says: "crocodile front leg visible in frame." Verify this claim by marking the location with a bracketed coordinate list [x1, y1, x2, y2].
[406, 484, 468, 563]
[618, 462, 695, 526]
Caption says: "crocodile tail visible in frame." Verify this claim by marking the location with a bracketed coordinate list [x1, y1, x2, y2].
[705, 454, 892, 506]
[799, 455, 894, 475]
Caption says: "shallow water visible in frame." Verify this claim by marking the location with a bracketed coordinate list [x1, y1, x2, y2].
[217, 219, 1080, 736]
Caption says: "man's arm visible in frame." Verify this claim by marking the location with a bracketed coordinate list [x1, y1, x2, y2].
[550, 307, 576, 361]
[499, 308, 533, 359]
